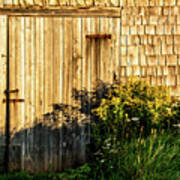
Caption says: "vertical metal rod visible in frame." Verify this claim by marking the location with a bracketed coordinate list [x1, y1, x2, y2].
[4, 15, 10, 173]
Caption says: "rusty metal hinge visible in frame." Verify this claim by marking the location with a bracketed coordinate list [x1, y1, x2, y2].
[4, 89, 19, 94]
[86, 34, 112, 39]
[3, 99, 24, 103]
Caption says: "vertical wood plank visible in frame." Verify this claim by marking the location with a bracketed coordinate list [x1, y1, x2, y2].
[15, 17, 24, 136]
[30, 17, 36, 172]
[100, 17, 109, 83]
[52, 17, 59, 171]
[8, 17, 24, 171]
[91, 17, 100, 91]
[35, 18, 40, 121]
[14, 18, 19, 143]
[82, 18, 91, 103]
[9, 17, 17, 139]
[24, 17, 30, 171]
[81, 17, 91, 161]
[52, 17, 63, 171]
[53, 18, 61, 106]
[58, 17, 64, 171]
[82, 18, 91, 144]
[63, 17, 73, 168]
[19, 17, 25, 170]
[49, 17, 54, 172]
[72, 18, 82, 117]
[44, 18, 53, 115]
[72, 17, 82, 163]
[44, 17, 53, 171]
[34, 17, 45, 172]
[0, 15, 7, 172]
[24, 17, 34, 172]
[39, 17, 45, 172]
[0, 16, 7, 147]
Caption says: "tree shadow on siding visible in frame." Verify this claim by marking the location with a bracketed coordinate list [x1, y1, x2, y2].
[0, 80, 114, 173]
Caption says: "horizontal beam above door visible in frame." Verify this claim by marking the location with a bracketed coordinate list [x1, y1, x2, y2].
[0, 7, 122, 17]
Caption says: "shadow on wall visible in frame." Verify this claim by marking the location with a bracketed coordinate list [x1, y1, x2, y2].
[0, 79, 114, 173]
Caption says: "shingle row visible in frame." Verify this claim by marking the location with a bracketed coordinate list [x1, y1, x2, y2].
[120, 25, 180, 35]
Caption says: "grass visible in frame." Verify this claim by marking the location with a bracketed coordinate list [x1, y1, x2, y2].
[99, 131, 180, 180]
[0, 130, 179, 180]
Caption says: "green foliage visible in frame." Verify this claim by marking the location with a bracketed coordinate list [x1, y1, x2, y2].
[91, 131, 180, 180]
[91, 78, 179, 148]
[0, 172, 57, 180]
[0, 132, 179, 180]
[87, 78, 180, 179]
[1, 79, 179, 180]
[57, 163, 91, 180]
[0, 164, 91, 180]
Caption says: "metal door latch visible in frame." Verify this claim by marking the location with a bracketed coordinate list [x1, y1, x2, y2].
[3, 99, 24, 103]
[4, 89, 19, 94]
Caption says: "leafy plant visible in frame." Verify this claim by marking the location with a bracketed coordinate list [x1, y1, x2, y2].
[1, 78, 179, 180]
[87, 78, 180, 179]
[57, 163, 91, 180]
[89, 131, 180, 180]
[91, 78, 178, 148]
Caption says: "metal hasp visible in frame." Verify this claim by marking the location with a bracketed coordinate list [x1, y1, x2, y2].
[86, 34, 111, 39]
[3, 99, 24, 103]
[3, 89, 23, 103]
[4, 89, 19, 94]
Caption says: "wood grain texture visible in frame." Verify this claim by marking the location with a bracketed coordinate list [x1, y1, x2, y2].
[0, 16, 7, 172]
[0, 7, 122, 17]
[0, 0, 176, 8]
[91, 17, 100, 91]
[58, 17, 64, 171]
[100, 17, 109, 83]
[82, 17, 91, 144]
[24, 17, 33, 172]
[9, 17, 17, 138]
[44, 17, 53, 171]
[0, 15, 7, 145]
[63, 17, 73, 169]
[19, 17, 25, 170]
[72, 17, 83, 163]
[2, 9, 180, 172]
[52, 17, 60, 170]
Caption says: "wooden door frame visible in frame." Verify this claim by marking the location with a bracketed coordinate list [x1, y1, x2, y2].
[0, 7, 121, 17]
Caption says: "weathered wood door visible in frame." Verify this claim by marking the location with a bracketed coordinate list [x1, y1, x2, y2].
[7, 16, 120, 172]
[8, 16, 68, 172]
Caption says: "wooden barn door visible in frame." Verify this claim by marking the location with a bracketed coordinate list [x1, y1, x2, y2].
[7, 16, 120, 172]
[8, 16, 87, 172]
[8, 16, 65, 172]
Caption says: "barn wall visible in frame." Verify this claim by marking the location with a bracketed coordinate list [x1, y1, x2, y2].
[0, 0, 180, 173]
[118, 6, 180, 98]
[0, 15, 7, 172]
[8, 17, 89, 172]
[1, 0, 180, 8]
